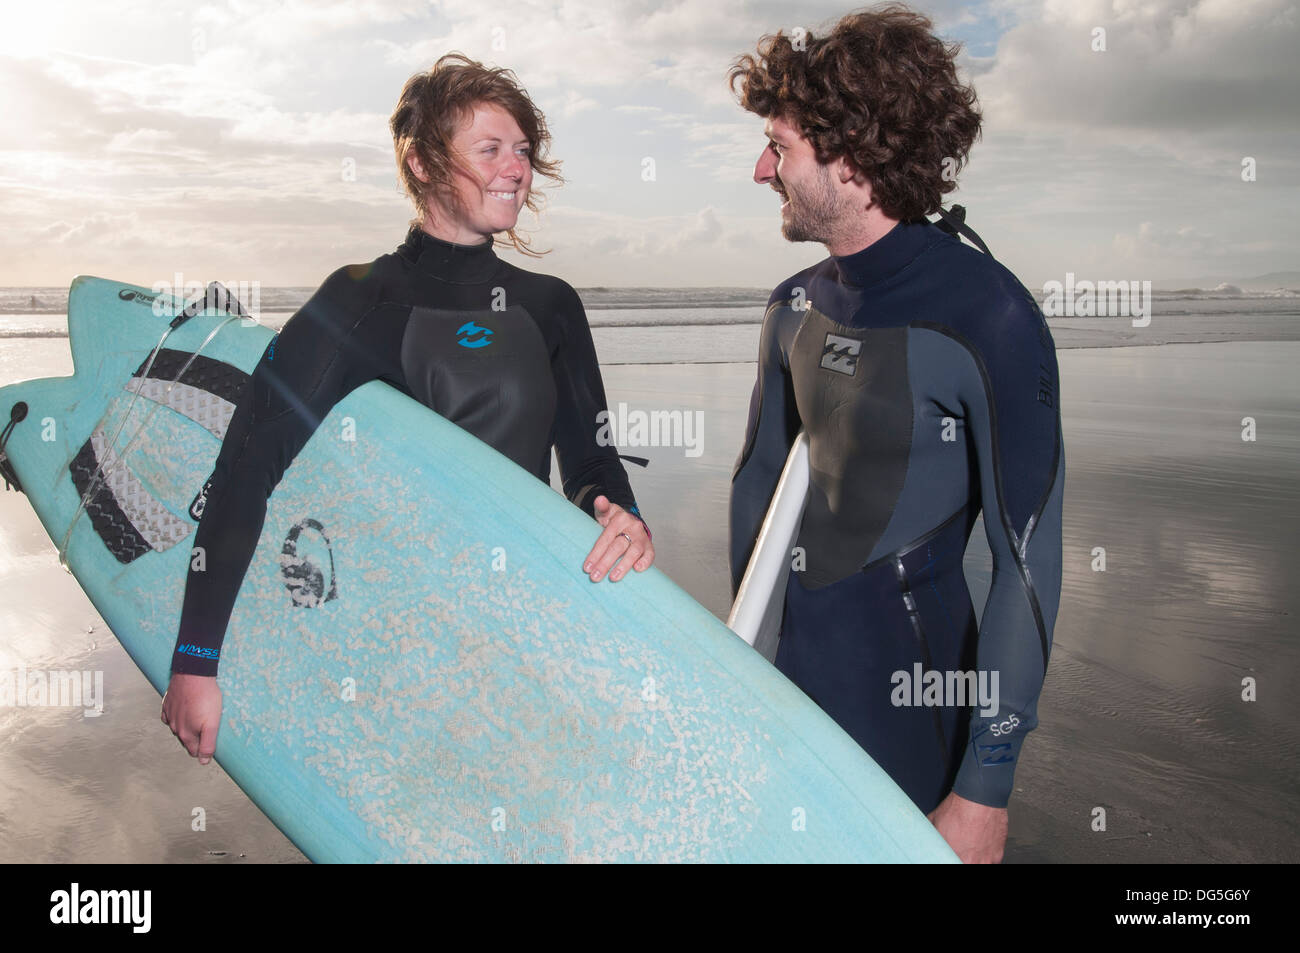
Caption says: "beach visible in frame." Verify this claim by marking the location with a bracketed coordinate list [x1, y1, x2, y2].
[1, 324, 1297, 863]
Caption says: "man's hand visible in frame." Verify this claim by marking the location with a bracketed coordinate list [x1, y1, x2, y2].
[161, 673, 223, 765]
[583, 495, 655, 582]
[928, 791, 1008, 863]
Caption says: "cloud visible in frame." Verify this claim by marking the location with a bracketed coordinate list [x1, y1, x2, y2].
[1, 1, 1295, 286]
[41, 212, 144, 245]
[671, 206, 724, 250]
[1112, 221, 1219, 262]
[559, 90, 600, 119]
[976, 0, 1300, 143]
[373, 0, 987, 107]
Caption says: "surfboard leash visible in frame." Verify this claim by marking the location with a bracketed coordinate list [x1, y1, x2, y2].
[0, 400, 29, 493]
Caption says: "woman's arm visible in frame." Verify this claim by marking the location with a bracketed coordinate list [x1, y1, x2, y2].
[162, 266, 404, 759]
[546, 280, 653, 581]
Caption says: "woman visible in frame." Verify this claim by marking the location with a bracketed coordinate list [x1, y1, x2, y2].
[161, 54, 654, 763]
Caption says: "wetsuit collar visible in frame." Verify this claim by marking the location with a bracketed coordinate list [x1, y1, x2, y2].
[830, 219, 940, 288]
[399, 226, 501, 284]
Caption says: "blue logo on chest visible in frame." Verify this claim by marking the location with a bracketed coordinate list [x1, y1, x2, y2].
[456, 321, 494, 349]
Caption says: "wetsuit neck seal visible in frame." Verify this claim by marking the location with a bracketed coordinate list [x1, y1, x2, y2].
[399, 226, 500, 284]
[831, 219, 941, 289]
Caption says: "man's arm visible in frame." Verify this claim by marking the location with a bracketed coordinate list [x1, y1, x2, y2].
[916, 276, 1062, 862]
[950, 281, 1065, 809]
[729, 293, 802, 596]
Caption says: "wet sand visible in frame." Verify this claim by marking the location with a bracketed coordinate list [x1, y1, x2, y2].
[1, 338, 1297, 862]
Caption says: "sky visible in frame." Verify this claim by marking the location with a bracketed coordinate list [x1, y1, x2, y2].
[1, 0, 1297, 290]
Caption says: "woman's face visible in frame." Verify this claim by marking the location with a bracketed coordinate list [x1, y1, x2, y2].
[419, 102, 533, 245]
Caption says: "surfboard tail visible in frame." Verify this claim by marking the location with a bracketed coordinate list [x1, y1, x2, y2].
[727, 431, 810, 655]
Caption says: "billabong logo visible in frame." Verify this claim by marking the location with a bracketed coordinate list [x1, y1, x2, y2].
[456, 321, 494, 349]
[978, 741, 1015, 766]
[821, 333, 861, 376]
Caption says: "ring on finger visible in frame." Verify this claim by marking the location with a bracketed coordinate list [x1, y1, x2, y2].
[617, 532, 632, 545]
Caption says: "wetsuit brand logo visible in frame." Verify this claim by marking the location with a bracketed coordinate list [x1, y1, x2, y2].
[821, 333, 861, 375]
[978, 741, 1015, 766]
[456, 321, 494, 348]
[890, 664, 1001, 716]
[49, 883, 151, 933]
[176, 644, 220, 660]
[990, 712, 1021, 736]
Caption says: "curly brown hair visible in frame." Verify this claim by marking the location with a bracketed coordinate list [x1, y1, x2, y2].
[728, 4, 981, 222]
[390, 53, 563, 256]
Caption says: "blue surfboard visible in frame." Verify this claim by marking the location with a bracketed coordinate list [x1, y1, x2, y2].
[0, 276, 957, 863]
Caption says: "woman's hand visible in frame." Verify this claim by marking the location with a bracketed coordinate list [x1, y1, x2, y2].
[161, 673, 223, 765]
[584, 495, 655, 582]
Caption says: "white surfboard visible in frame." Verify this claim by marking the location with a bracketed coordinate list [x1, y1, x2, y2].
[727, 431, 809, 660]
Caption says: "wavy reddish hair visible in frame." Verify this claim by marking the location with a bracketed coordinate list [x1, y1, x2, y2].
[390, 53, 563, 256]
[729, 4, 981, 221]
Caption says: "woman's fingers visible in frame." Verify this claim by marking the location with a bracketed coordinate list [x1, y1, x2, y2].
[584, 520, 647, 581]
[582, 497, 653, 580]
[631, 538, 656, 573]
[608, 536, 644, 582]
[610, 532, 655, 580]
[584, 522, 631, 581]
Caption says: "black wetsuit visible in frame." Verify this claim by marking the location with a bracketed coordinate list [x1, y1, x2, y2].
[730, 219, 1064, 812]
[172, 226, 641, 676]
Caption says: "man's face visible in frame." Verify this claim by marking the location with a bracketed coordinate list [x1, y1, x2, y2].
[754, 115, 845, 244]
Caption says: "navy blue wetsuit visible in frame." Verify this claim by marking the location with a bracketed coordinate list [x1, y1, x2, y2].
[729, 219, 1064, 812]
[172, 227, 641, 677]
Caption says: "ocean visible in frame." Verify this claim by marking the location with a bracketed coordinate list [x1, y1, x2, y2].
[4, 286, 1300, 364]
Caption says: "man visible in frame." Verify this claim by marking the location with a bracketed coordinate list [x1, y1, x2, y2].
[727, 5, 1064, 863]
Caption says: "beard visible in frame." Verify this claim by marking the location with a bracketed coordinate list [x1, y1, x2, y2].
[779, 164, 845, 244]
